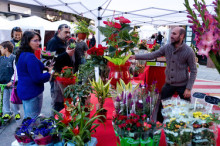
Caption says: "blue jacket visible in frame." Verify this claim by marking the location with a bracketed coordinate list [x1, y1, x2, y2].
[17, 52, 50, 100]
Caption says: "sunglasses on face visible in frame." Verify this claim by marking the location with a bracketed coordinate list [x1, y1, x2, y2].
[58, 24, 70, 30]
[13, 27, 22, 31]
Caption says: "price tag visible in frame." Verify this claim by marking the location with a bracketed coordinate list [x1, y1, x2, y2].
[161, 63, 165, 66]
[156, 62, 160, 66]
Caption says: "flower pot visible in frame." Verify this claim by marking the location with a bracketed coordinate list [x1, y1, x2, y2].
[67, 137, 97, 146]
[97, 109, 107, 122]
[108, 61, 131, 89]
[78, 33, 87, 40]
[34, 135, 53, 145]
[14, 134, 34, 144]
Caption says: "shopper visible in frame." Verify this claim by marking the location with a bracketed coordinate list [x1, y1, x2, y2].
[16, 31, 53, 119]
[0, 41, 20, 120]
[10, 27, 22, 54]
[46, 24, 75, 113]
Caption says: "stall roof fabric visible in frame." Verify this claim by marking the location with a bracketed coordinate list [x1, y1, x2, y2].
[9, 0, 215, 26]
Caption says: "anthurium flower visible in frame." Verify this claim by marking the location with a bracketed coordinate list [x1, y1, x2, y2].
[114, 16, 131, 24]
[124, 40, 133, 44]
[103, 21, 121, 29]
[103, 21, 113, 26]
[113, 22, 122, 29]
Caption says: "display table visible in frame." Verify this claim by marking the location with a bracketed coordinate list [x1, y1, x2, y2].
[133, 65, 166, 92]
[58, 93, 220, 146]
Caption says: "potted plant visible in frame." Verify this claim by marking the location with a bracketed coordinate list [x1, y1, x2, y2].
[32, 117, 56, 146]
[87, 44, 109, 83]
[53, 103, 104, 146]
[75, 20, 93, 40]
[14, 118, 35, 145]
[90, 78, 111, 122]
[104, 52, 132, 88]
[98, 16, 139, 88]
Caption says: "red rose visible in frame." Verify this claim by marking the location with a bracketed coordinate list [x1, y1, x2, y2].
[136, 122, 141, 127]
[96, 48, 104, 56]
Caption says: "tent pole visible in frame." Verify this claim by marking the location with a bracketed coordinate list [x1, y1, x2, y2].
[97, 7, 102, 45]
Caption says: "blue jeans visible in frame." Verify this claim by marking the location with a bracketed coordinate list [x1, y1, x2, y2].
[22, 92, 43, 119]
[2, 87, 20, 115]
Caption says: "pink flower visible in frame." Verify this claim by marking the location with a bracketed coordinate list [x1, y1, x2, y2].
[201, 31, 216, 47]
[197, 42, 211, 57]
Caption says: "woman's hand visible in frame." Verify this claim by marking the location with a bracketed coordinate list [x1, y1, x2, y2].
[7, 82, 12, 87]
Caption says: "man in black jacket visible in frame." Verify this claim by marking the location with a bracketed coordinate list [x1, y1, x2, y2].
[47, 24, 75, 113]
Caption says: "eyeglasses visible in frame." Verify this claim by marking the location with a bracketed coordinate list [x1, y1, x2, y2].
[31, 39, 41, 43]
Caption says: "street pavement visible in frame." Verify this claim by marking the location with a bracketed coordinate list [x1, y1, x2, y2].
[0, 65, 220, 146]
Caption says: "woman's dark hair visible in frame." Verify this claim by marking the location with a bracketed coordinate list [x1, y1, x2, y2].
[11, 27, 22, 38]
[15, 31, 41, 63]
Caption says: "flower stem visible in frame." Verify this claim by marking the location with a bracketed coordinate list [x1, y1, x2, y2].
[209, 50, 220, 74]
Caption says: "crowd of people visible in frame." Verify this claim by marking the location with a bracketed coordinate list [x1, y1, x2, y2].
[0, 25, 197, 124]
[0, 24, 95, 121]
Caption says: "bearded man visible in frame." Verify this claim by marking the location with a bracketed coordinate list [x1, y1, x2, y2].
[130, 27, 197, 122]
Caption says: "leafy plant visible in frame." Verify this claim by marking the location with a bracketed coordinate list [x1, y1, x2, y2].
[104, 52, 132, 65]
[75, 20, 93, 36]
[53, 103, 104, 145]
[98, 17, 139, 57]
[90, 78, 111, 109]
[69, 43, 76, 49]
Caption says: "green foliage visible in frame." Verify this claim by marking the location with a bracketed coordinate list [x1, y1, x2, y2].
[98, 18, 139, 58]
[69, 43, 76, 49]
[75, 20, 93, 36]
[63, 61, 94, 104]
[53, 103, 105, 145]
[90, 78, 111, 109]
[104, 52, 132, 65]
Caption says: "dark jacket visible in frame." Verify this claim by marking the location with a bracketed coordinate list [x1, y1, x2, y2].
[0, 54, 15, 84]
[135, 43, 197, 90]
[46, 35, 72, 72]
[89, 36, 96, 48]
[16, 52, 50, 100]
[74, 41, 89, 72]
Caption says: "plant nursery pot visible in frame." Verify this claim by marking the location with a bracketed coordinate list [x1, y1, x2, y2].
[34, 135, 53, 145]
[67, 137, 98, 146]
[108, 61, 131, 89]
[78, 33, 87, 40]
[14, 134, 34, 144]
[97, 109, 107, 122]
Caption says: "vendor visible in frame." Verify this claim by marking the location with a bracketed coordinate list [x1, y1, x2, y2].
[130, 27, 197, 122]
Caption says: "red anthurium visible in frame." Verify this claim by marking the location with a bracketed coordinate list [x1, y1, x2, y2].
[114, 16, 131, 24]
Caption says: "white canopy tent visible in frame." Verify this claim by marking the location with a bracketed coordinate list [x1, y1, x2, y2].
[8, 0, 215, 44]
[53, 20, 77, 34]
[10, 16, 58, 48]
